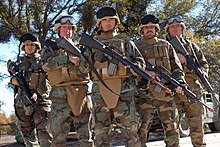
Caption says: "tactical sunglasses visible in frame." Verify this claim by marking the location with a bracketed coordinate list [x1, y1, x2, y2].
[55, 16, 75, 25]
[167, 15, 183, 25]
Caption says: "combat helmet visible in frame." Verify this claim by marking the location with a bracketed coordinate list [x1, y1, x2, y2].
[19, 33, 41, 51]
[54, 14, 77, 33]
[165, 15, 186, 32]
[138, 14, 160, 34]
[96, 6, 120, 27]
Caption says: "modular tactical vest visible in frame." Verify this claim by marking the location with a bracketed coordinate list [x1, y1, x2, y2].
[136, 38, 172, 74]
[91, 32, 136, 108]
[44, 40, 90, 86]
[91, 33, 131, 80]
[18, 54, 46, 91]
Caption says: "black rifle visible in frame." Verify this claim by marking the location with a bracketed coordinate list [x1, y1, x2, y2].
[56, 37, 81, 57]
[7, 60, 38, 122]
[78, 33, 214, 112]
[44, 39, 59, 50]
[7, 60, 36, 105]
[55, 36, 169, 95]
[169, 37, 220, 107]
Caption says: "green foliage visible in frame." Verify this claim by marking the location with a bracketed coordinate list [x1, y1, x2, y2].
[201, 37, 220, 91]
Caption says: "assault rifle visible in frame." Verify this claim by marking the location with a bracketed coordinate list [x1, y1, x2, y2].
[7, 60, 36, 105]
[79, 33, 214, 112]
[44, 39, 59, 50]
[56, 35, 173, 95]
[169, 37, 220, 107]
[56, 37, 81, 57]
[7, 60, 37, 122]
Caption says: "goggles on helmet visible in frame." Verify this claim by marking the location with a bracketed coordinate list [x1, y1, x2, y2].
[141, 15, 159, 25]
[55, 16, 75, 25]
[167, 15, 183, 25]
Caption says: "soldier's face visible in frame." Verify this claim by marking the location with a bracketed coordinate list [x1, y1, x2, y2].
[59, 26, 73, 38]
[100, 18, 116, 32]
[168, 24, 182, 37]
[24, 42, 37, 54]
[142, 25, 156, 38]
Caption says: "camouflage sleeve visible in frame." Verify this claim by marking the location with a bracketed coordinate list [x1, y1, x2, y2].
[168, 43, 186, 83]
[192, 43, 209, 76]
[36, 78, 51, 98]
[41, 47, 68, 72]
[40, 47, 52, 65]
[124, 36, 146, 70]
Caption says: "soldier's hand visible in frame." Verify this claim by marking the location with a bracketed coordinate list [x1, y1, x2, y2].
[176, 85, 185, 95]
[146, 70, 160, 81]
[177, 53, 187, 65]
[31, 93, 38, 101]
[11, 77, 19, 86]
[69, 56, 80, 66]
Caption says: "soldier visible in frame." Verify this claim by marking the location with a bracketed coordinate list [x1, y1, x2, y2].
[165, 15, 208, 147]
[41, 14, 94, 147]
[89, 6, 142, 146]
[135, 14, 186, 147]
[7, 33, 52, 147]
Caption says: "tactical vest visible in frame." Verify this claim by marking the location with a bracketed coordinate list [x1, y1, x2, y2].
[19, 54, 46, 91]
[137, 39, 171, 73]
[91, 34, 130, 80]
[46, 47, 90, 86]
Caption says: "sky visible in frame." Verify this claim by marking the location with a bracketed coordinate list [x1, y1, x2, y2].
[0, 38, 19, 116]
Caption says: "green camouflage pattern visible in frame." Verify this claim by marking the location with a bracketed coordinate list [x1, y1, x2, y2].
[90, 31, 143, 146]
[135, 37, 184, 147]
[92, 78, 141, 147]
[170, 37, 208, 147]
[11, 53, 52, 147]
[175, 78, 206, 147]
[48, 86, 94, 147]
[135, 89, 179, 147]
[15, 102, 40, 147]
[41, 40, 94, 146]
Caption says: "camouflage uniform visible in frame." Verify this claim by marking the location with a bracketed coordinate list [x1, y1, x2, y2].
[135, 15, 185, 147]
[8, 33, 52, 147]
[41, 14, 94, 147]
[165, 15, 208, 147]
[90, 6, 142, 147]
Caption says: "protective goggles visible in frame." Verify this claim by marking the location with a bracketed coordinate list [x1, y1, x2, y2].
[55, 16, 75, 25]
[167, 15, 183, 25]
[141, 15, 159, 25]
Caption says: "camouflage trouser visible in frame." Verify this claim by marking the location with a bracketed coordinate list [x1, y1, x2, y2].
[48, 86, 94, 147]
[92, 79, 141, 147]
[135, 88, 179, 147]
[15, 94, 52, 147]
[15, 110, 39, 147]
[175, 77, 206, 147]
